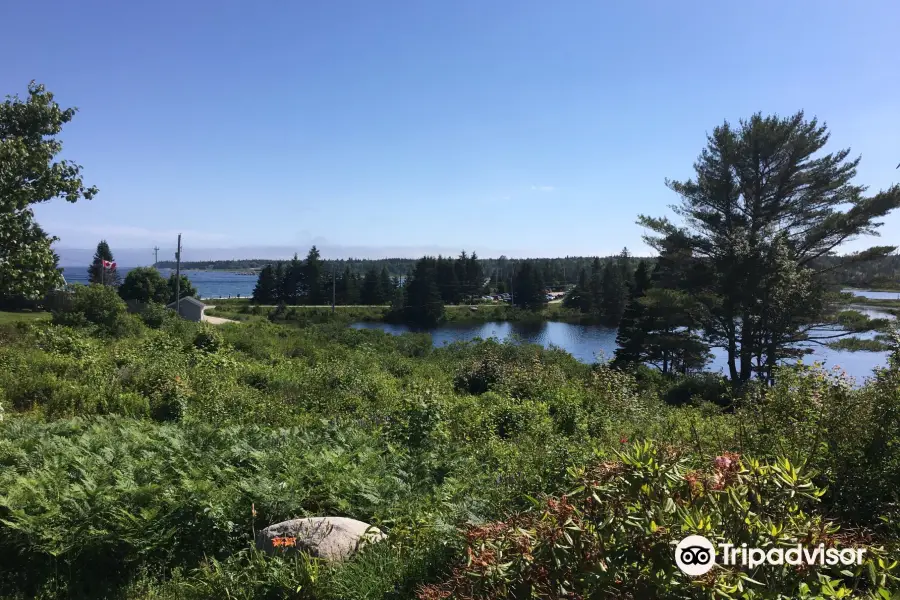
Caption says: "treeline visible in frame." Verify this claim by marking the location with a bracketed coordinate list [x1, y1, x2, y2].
[396, 253, 557, 324]
[563, 249, 635, 326]
[251, 248, 494, 307]
[163, 255, 649, 286]
[157, 257, 414, 277]
[819, 254, 900, 290]
[159, 253, 900, 290]
[251, 247, 400, 305]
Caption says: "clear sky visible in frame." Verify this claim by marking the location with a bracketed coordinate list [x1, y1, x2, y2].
[3, 0, 898, 262]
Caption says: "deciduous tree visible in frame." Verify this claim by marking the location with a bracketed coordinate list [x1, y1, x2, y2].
[0, 82, 97, 305]
[119, 267, 169, 304]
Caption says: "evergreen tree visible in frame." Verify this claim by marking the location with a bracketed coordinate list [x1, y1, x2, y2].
[588, 258, 603, 314]
[378, 267, 394, 304]
[284, 253, 303, 304]
[600, 260, 628, 326]
[614, 260, 652, 367]
[404, 257, 444, 325]
[88, 240, 120, 286]
[512, 261, 546, 309]
[303, 246, 325, 305]
[454, 251, 469, 299]
[639, 111, 900, 384]
[360, 267, 381, 305]
[337, 267, 360, 305]
[617, 247, 634, 295]
[436, 256, 460, 304]
[273, 262, 286, 303]
[252, 265, 278, 304]
[638, 288, 710, 375]
[466, 251, 484, 299]
[564, 267, 591, 311]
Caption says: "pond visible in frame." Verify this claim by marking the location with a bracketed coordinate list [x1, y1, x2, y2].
[845, 289, 900, 300]
[353, 303, 895, 383]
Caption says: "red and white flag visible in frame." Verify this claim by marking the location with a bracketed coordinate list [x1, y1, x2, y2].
[102, 260, 116, 269]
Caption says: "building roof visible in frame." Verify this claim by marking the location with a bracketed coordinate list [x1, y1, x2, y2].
[167, 296, 206, 309]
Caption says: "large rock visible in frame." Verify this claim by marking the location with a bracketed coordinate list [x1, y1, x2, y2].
[255, 517, 386, 561]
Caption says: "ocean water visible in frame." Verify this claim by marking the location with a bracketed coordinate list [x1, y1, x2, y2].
[61, 267, 257, 299]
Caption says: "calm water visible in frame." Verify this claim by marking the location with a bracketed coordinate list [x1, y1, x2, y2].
[353, 308, 894, 383]
[846, 289, 900, 300]
[61, 267, 257, 299]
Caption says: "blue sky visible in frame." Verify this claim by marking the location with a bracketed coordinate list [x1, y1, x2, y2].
[3, 0, 898, 263]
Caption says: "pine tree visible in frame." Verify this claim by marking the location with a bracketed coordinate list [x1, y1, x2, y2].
[284, 253, 303, 304]
[614, 260, 652, 366]
[337, 267, 359, 305]
[378, 267, 394, 304]
[588, 258, 603, 315]
[436, 256, 460, 304]
[564, 267, 591, 311]
[640, 111, 900, 383]
[454, 251, 469, 299]
[404, 257, 444, 325]
[467, 252, 484, 299]
[303, 246, 325, 305]
[600, 261, 628, 326]
[617, 247, 633, 296]
[512, 261, 546, 309]
[88, 240, 120, 286]
[273, 262, 286, 303]
[639, 288, 710, 375]
[360, 267, 381, 305]
[252, 265, 278, 304]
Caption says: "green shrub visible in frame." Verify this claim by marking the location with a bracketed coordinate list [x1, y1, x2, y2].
[663, 373, 731, 407]
[139, 302, 173, 329]
[421, 441, 898, 599]
[192, 324, 224, 353]
[52, 284, 128, 335]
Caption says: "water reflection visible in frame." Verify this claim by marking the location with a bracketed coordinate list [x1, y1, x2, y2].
[352, 318, 890, 384]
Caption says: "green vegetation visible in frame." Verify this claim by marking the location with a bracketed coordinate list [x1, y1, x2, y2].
[2, 82, 900, 598]
[207, 299, 589, 326]
[1, 293, 900, 598]
[0, 310, 50, 324]
[0, 81, 97, 309]
[88, 240, 120, 286]
[635, 112, 899, 384]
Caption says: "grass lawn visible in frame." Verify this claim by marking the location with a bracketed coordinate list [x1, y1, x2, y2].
[0, 311, 50, 325]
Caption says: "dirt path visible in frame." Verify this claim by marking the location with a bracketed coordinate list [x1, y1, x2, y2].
[201, 306, 238, 325]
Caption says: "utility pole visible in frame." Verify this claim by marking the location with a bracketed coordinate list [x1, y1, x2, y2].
[175, 234, 182, 315]
[331, 264, 336, 313]
[153, 246, 160, 268]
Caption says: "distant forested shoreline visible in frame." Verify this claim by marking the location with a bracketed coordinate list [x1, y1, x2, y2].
[156, 253, 900, 289]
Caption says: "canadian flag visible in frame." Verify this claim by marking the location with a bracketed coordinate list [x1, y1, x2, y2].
[102, 260, 116, 269]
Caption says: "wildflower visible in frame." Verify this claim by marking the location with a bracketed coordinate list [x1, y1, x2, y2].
[714, 455, 732, 471]
[620, 436, 628, 444]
